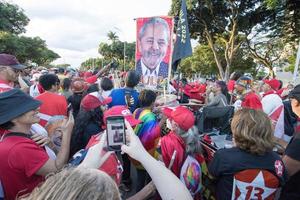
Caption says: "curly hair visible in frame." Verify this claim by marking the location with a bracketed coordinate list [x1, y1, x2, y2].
[19, 168, 120, 200]
[231, 108, 274, 155]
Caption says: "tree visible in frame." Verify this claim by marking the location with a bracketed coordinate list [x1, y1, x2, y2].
[245, 0, 299, 77]
[263, 0, 300, 45]
[0, 2, 59, 66]
[55, 64, 71, 68]
[0, 31, 60, 65]
[107, 31, 119, 43]
[0, 1, 29, 34]
[170, 0, 276, 81]
[180, 43, 256, 77]
[98, 32, 136, 71]
[246, 38, 287, 77]
[80, 57, 106, 70]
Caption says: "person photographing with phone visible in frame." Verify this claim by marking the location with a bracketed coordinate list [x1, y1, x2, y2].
[22, 119, 193, 200]
[108, 70, 141, 191]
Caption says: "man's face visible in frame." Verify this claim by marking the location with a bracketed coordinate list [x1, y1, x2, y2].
[0, 66, 17, 84]
[235, 84, 244, 93]
[139, 24, 169, 69]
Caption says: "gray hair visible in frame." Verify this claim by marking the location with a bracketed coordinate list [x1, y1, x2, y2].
[139, 17, 170, 43]
[176, 126, 202, 155]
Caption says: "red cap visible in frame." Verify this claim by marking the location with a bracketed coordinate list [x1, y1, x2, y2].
[85, 75, 98, 84]
[163, 106, 195, 131]
[264, 79, 281, 91]
[84, 71, 93, 78]
[104, 106, 141, 127]
[81, 92, 112, 111]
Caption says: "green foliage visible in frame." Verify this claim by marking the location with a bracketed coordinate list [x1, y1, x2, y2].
[0, 2, 59, 65]
[170, 0, 299, 78]
[260, 0, 300, 44]
[180, 44, 256, 76]
[80, 57, 106, 70]
[284, 54, 297, 73]
[0, 1, 29, 34]
[264, 0, 280, 9]
[107, 31, 119, 43]
[97, 31, 136, 71]
[54, 64, 71, 68]
[0, 31, 60, 65]
[170, 0, 274, 80]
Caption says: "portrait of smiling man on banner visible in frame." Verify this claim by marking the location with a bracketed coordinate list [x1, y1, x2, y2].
[135, 17, 173, 88]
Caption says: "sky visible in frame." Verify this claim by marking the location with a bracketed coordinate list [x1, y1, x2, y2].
[10, 0, 172, 67]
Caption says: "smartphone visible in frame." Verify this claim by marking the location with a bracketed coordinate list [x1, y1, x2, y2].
[106, 116, 126, 151]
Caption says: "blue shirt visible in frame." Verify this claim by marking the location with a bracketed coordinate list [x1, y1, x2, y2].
[108, 88, 140, 113]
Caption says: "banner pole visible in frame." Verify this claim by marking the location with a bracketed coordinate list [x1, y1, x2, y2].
[293, 41, 300, 83]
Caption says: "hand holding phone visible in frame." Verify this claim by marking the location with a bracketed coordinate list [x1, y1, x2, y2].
[106, 116, 126, 151]
[121, 120, 148, 161]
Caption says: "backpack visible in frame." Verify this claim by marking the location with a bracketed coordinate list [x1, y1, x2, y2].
[180, 155, 202, 196]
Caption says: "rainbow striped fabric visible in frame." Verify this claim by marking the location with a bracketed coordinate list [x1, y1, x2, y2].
[132, 108, 161, 169]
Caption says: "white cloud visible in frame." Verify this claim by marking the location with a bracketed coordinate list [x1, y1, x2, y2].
[11, 0, 172, 67]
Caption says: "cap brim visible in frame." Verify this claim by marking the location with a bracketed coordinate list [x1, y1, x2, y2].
[102, 97, 112, 105]
[236, 83, 246, 87]
[125, 115, 141, 127]
[162, 107, 173, 118]
[288, 91, 299, 100]
[11, 64, 26, 70]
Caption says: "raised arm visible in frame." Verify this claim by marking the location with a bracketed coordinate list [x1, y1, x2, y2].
[35, 113, 74, 176]
[122, 120, 192, 200]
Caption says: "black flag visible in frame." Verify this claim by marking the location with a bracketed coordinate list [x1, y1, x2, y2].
[172, 0, 192, 71]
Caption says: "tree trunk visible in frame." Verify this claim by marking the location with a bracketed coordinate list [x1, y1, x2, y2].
[205, 30, 225, 80]
[268, 67, 275, 78]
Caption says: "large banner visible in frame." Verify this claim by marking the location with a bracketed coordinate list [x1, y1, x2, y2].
[135, 16, 174, 89]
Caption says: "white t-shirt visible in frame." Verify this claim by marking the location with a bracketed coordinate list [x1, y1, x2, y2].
[30, 123, 57, 160]
[29, 84, 40, 98]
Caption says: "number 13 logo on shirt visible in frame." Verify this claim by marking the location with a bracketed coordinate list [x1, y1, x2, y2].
[232, 169, 279, 200]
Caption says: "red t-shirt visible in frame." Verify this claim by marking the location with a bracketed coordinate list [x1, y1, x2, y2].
[0, 80, 12, 94]
[36, 91, 68, 126]
[0, 136, 49, 200]
[85, 134, 123, 185]
[160, 131, 186, 177]
[241, 92, 262, 110]
[227, 80, 235, 93]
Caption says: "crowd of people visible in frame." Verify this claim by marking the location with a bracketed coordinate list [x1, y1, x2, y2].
[0, 53, 300, 200]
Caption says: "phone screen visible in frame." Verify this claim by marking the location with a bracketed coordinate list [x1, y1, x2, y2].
[106, 116, 125, 151]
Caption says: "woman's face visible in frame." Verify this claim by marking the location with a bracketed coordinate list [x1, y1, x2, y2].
[213, 83, 221, 93]
[13, 107, 40, 125]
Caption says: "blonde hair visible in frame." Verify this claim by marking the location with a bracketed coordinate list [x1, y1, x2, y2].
[231, 108, 274, 155]
[20, 168, 120, 200]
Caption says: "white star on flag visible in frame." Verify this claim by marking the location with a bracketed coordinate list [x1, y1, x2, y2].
[231, 171, 277, 200]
